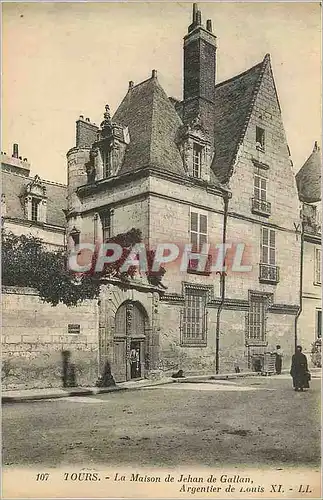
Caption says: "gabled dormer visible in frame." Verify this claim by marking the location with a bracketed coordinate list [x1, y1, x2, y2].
[85, 104, 130, 183]
[21, 174, 47, 223]
[177, 113, 212, 183]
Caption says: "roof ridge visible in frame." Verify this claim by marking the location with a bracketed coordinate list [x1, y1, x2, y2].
[2, 168, 67, 187]
[128, 75, 154, 92]
[148, 77, 159, 165]
[215, 56, 266, 90]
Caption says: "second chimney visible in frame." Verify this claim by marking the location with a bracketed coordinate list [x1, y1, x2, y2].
[13, 143, 19, 158]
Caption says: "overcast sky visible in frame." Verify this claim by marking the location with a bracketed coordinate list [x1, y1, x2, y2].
[2, 1, 321, 184]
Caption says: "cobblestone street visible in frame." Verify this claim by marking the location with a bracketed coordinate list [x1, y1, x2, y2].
[3, 374, 321, 469]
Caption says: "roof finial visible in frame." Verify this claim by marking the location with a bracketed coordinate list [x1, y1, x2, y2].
[313, 141, 320, 152]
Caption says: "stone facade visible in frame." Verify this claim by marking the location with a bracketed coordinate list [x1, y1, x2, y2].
[2, 286, 99, 390]
[2, 4, 320, 389]
[61, 4, 309, 381]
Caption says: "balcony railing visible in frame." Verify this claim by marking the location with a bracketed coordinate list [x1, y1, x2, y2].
[259, 263, 279, 284]
[187, 254, 212, 276]
[303, 219, 321, 236]
[251, 198, 271, 217]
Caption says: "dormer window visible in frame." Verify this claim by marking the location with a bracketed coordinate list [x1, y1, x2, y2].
[22, 175, 47, 223]
[31, 198, 41, 221]
[256, 127, 265, 151]
[177, 114, 211, 183]
[193, 143, 203, 178]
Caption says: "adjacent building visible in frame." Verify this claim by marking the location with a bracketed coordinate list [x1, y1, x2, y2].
[296, 142, 322, 352]
[1, 144, 66, 249]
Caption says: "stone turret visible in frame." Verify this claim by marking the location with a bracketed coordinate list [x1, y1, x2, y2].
[66, 115, 99, 243]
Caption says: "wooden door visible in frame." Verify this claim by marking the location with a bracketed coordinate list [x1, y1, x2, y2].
[113, 340, 127, 382]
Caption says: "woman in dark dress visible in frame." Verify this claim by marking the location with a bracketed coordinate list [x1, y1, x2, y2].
[290, 345, 310, 391]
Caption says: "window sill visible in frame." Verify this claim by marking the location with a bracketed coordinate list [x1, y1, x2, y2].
[180, 342, 207, 348]
[256, 146, 265, 153]
[245, 340, 268, 347]
[187, 268, 211, 276]
[252, 158, 269, 170]
[251, 207, 271, 218]
[28, 220, 45, 226]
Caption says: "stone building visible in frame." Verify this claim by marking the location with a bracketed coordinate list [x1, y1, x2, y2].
[2, 4, 319, 389]
[65, 4, 303, 382]
[1, 144, 66, 249]
[296, 142, 322, 351]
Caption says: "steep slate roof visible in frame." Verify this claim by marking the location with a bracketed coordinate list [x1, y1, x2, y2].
[296, 142, 322, 203]
[211, 55, 269, 183]
[2, 169, 67, 227]
[113, 74, 186, 177]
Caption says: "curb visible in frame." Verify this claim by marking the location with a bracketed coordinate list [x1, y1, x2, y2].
[2, 369, 320, 404]
[1, 379, 174, 404]
[1, 386, 124, 404]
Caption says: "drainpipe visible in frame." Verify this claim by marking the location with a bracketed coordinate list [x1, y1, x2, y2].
[215, 192, 230, 374]
[294, 220, 304, 351]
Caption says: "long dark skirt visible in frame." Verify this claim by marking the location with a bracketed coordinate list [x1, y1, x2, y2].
[292, 372, 310, 390]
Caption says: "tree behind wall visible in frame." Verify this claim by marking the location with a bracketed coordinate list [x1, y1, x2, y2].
[2, 229, 166, 307]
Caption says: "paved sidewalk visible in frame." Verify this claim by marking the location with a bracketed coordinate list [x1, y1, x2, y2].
[2, 368, 320, 403]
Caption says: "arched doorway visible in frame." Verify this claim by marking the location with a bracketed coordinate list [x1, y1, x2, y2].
[112, 301, 148, 382]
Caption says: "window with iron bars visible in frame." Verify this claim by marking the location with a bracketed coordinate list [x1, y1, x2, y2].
[181, 288, 208, 346]
[246, 294, 266, 342]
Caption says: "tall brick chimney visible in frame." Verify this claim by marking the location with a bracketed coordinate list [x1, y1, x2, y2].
[182, 3, 217, 144]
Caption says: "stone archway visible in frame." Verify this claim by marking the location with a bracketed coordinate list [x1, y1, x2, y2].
[112, 300, 149, 382]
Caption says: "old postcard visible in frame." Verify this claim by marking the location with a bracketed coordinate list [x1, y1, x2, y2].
[1, 1, 322, 499]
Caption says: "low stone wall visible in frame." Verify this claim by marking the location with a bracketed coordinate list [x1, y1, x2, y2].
[2, 286, 99, 390]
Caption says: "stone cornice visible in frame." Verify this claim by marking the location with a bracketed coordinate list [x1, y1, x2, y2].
[268, 303, 299, 314]
[77, 166, 226, 199]
[3, 216, 65, 234]
[228, 210, 301, 235]
[304, 232, 321, 244]
[160, 292, 299, 315]
[100, 276, 166, 296]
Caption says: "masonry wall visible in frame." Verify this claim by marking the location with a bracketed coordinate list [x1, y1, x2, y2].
[2, 287, 99, 390]
[149, 178, 223, 295]
[3, 219, 65, 250]
[157, 301, 296, 375]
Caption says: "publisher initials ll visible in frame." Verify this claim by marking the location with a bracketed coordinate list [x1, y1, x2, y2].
[298, 485, 312, 493]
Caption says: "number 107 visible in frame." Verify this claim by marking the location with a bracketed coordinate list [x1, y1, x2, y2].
[36, 473, 49, 481]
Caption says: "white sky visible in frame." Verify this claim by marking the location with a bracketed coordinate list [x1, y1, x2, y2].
[2, 1, 322, 184]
